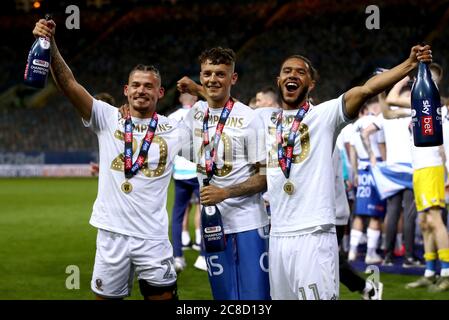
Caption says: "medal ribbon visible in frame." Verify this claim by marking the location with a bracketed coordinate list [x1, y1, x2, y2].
[276, 101, 310, 179]
[124, 109, 158, 179]
[202, 98, 235, 183]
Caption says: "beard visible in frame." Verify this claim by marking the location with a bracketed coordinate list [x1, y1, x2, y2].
[278, 84, 308, 108]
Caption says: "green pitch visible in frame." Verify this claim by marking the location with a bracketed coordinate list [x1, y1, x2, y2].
[0, 178, 447, 300]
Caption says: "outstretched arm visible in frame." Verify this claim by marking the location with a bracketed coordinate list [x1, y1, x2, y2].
[385, 76, 412, 109]
[33, 19, 93, 120]
[344, 45, 432, 119]
[379, 87, 411, 119]
[200, 163, 267, 206]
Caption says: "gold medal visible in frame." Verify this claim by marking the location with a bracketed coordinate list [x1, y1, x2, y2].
[283, 180, 295, 195]
[121, 180, 133, 194]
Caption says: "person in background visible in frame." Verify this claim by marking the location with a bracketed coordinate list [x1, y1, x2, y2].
[168, 92, 206, 272]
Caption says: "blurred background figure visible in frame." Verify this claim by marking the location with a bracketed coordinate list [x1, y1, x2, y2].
[168, 92, 206, 272]
[254, 86, 280, 108]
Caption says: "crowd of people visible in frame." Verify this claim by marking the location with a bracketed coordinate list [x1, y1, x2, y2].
[3, 2, 449, 153]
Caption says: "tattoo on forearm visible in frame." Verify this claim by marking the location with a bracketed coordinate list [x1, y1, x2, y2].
[361, 132, 374, 157]
[50, 40, 75, 90]
[228, 174, 267, 198]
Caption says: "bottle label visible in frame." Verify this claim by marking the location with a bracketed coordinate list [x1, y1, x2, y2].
[204, 226, 222, 234]
[39, 37, 50, 50]
[421, 116, 434, 136]
[32, 59, 49, 68]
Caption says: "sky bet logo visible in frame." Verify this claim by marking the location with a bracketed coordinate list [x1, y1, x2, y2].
[422, 116, 434, 136]
[421, 100, 434, 136]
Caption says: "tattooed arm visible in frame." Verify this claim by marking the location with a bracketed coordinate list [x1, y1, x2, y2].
[361, 123, 380, 167]
[200, 163, 267, 206]
[33, 19, 93, 120]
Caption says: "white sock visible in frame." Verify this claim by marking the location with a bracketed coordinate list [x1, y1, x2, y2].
[440, 268, 449, 277]
[395, 233, 403, 250]
[350, 229, 363, 253]
[367, 228, 381, 256]
[181, 231, 191, 246]
[195, 228, 201, 244]
[424, 270, 436, 277]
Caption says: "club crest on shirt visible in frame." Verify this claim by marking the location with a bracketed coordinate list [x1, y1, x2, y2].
[270, 112, 278, 124]
[95, 278, 103, 291]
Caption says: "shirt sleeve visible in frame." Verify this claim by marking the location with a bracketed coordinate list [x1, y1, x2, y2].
[82, 98, 118, 133]
[177, 108, 195, 162]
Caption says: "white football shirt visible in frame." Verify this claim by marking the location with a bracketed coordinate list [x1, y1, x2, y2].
[258, 95, 350, 235]
[84, 99, 181, 239]
[373, 113, 412, 165]
[168, 106, 197, 180]
[350, 115, 384, 164]
[183, 100, 268, 234]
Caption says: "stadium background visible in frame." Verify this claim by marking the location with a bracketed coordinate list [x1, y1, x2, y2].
[1, 0, 449, 299]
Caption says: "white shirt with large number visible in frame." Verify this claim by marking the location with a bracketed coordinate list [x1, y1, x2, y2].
[373, 113, 412, 165]
[84, 99, 181, 239]
[257, 95, 350, 235]
[183, 100, 268, 234]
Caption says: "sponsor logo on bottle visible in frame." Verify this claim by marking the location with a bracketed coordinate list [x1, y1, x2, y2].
[39, 37, 50, 49]
[204, 226, 222, 234]
[205, 206, 216, 215]
[32, 59, 49, 68]
[422, 100, 431, 115]
[421, 116, 434, 136]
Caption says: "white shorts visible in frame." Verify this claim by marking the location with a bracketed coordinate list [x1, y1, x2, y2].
[91, 229, 177, 298]
[269, 231, 339, 300]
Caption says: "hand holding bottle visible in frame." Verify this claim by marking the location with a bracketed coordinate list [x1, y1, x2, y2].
[411, 45, 443, 147]
[24, 15, 55, 89]
[33, 18, 56, 40]
[408, 44, 432, 67]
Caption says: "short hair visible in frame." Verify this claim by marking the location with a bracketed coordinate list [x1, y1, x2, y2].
[94, 92, 116, 106]
[280, 55, 319, 81]
[259, 86, 278, 96]
[258, 86, 279, 102]
[198, 47, 236, 66]
[248, 96, 257, 108]
[430, 62, 443, 80]
[128, 64, 161, 83]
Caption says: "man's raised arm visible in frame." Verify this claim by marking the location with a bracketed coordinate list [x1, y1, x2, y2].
[33, 19, 93, 120]
[344, 45, 432, 119]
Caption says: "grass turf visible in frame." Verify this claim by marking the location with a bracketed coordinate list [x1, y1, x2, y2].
[0, 178, 447, 300]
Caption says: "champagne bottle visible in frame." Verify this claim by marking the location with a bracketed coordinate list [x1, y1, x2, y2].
[411, 62, 443, 147]
[24, 14, 52, 89]
[200, 179, 226, 253]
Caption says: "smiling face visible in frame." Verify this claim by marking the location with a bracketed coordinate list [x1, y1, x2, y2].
[200, 60, 237, 108]
[277, 57, 316, 109]
[124, 70, 164, 118]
